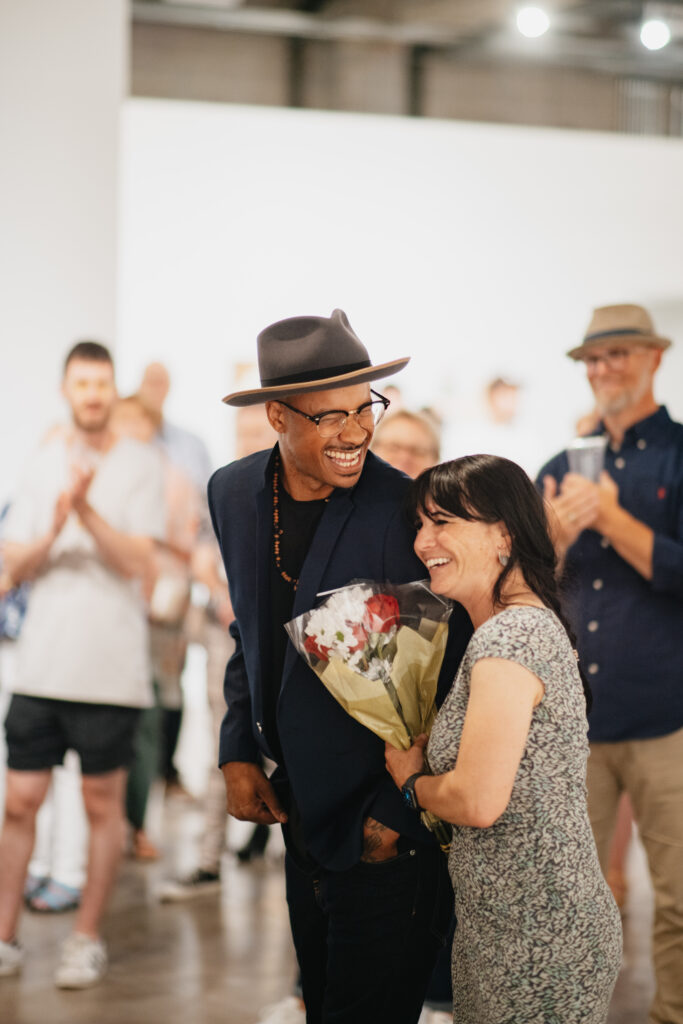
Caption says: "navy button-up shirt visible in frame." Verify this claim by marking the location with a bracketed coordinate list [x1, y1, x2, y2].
[538, 407, 683, 743]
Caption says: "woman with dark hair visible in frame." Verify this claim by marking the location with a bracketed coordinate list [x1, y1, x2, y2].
[385, 454, 622, 1024]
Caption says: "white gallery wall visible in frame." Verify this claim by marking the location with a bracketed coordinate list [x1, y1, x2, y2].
[117, 99, 683, 475]
[0, 0, 126, 504]
[3, 89, 683, 505]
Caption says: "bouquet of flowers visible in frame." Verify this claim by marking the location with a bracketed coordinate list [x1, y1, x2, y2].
[285, 579, 453, 849]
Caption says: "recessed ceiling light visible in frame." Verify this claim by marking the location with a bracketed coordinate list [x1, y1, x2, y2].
[640, 18, 672, 50]
[516, 7, 551, 39]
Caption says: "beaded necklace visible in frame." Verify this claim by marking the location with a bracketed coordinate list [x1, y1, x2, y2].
[272, 453, 330, 590]
[272, 454, 299, 590]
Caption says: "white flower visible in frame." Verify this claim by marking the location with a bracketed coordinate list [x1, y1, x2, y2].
[347, 649, 365, 670]
[304, 606, 338, 642]
[366, 657, 392, 681]
[325, 584, 373, 622]
[303, 585, 373, 661]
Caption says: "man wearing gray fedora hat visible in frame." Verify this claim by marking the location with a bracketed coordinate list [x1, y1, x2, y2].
[208, 309, 471, 1024]
[538, 303, 683, 1024]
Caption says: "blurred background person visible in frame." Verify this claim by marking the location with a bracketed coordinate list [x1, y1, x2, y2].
[372, 409, 441, 480]
[111, 395, 200, 861]
[539, 303, 683, 1024]
[138, 362, 213, 497]
[0, 341, 164, 987]
[572, 404, 634, 912]
[3, 464, 87, 918]
[442, 375, 546, 478]
[0, 506, 30, 813]
[137, 361, 213, 797]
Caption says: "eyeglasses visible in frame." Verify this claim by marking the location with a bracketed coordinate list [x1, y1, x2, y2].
[278, 389, 390, 438]
[580, 347, 640, 371]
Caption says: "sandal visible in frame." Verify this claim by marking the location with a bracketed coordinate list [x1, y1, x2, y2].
[23, 873, 48, 903]
[27, 878, 81, 913]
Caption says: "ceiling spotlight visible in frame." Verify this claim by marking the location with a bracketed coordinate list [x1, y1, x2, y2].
[640, 18, 671, 50]
[516, 6, 550, 38]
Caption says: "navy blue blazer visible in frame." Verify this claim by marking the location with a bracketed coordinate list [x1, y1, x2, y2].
[208, 446, 471, 870]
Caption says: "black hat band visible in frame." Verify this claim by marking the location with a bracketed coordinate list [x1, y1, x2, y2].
[261, 359, 371, 388]
[583, 328, 648, 343]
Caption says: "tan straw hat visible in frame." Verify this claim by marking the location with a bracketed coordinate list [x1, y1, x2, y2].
[567, 303, 672, 360]
[223, 309, 409, 407]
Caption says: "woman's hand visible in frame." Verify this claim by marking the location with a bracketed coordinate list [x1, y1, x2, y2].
[385, 734, 428, 789]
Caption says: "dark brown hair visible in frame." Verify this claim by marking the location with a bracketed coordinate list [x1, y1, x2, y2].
[409, 454, 591, 711]
[63, 340, 113, 374]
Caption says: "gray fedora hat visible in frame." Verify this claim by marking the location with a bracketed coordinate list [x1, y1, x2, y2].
[222, 309, 410, 406]
[568, 303, 672, 360]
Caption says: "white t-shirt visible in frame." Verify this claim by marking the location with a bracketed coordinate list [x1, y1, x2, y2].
[5, 436, 165, 708]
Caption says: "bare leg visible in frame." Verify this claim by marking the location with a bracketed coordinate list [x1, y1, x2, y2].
[607, 792, 633, 908]
[74, 768, 127, 939]
[0, 770, 52, 941]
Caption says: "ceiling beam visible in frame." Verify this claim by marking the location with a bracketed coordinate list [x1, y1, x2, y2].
[132, 1, 683, 83]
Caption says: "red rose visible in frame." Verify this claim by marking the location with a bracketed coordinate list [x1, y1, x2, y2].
[363, 593, 400, 634]
[304, 633, 330, 662]
[348, 622, 368, 652]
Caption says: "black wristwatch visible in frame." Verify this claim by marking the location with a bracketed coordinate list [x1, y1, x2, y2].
[401, 772, 426, 812]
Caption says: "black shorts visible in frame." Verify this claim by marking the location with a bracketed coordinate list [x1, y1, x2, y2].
[4, 694, 141, 775]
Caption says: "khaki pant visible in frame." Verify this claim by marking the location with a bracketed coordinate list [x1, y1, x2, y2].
[587, 728, 683, 1024]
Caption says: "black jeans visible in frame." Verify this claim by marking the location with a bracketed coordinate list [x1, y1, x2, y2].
[284, 840, 452, 1024]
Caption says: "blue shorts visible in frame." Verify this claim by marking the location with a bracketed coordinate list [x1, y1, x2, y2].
[4, 694, 141, 775]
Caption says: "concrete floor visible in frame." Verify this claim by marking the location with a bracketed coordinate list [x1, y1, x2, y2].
[0, 646, 657, 1023]
[0, 794, 655, 1024]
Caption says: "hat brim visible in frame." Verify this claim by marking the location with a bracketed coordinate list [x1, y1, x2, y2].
[222, 357, 410, 406]
[567, 334, 672, 360]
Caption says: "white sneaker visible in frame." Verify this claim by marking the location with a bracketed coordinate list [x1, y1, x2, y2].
[256, 995, 306, 1023]
[158, 868, 221, 903]
[54, 933, 107, 988]
[0, 938, 24, 977]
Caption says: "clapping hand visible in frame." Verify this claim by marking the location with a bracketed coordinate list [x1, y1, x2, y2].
[544, 471, 619, 552]
[543, 473, 600, 551]
[69, 463, 95, 515]
[51, 491, 72, 540]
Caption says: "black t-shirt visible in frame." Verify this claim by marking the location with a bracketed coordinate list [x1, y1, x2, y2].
[266, 479, 327, 764]
[265, 477, 328, 865]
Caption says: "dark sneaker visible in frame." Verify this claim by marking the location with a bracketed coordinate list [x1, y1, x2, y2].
[158, 869, 221, 903]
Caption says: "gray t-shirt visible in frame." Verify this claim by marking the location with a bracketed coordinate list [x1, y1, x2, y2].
[5, 436, 165, 708]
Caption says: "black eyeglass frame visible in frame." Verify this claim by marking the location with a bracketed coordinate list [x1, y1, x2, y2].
[277, 389, 390, 435]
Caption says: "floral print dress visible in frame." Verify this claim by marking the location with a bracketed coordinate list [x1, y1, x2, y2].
[427, 606, 622, 1024]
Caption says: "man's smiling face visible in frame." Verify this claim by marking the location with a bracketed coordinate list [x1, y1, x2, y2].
[267, 383, 375, 500]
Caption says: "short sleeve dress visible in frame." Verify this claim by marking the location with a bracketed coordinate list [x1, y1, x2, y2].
[427, 606, 622, 1024]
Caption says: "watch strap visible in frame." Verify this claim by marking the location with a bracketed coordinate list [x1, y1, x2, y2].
[401, 771, 426, 812]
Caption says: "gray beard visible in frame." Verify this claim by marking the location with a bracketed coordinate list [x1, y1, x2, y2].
[595, 377, 649, 418]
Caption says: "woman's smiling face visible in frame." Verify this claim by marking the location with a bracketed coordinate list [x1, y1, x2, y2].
[414, 499, 508, 610]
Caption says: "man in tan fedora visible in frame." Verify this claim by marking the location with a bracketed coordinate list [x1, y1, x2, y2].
[208, 309, 471, 1024]
[538, 303, 683, 1024]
